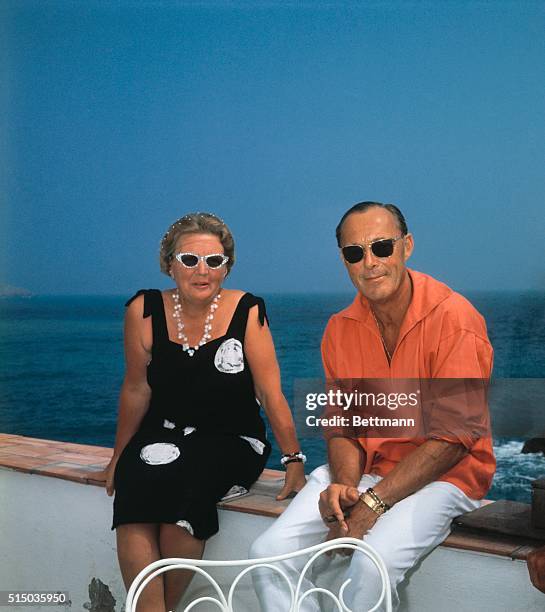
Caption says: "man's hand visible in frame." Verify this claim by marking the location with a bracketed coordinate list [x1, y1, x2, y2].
[339, 502, 379, 555]
[319, 483, 360, 531]
[321, 486, 379, 556]
[527, 545, 545, 593]
[320, 484, 362, 556]
[324, 519, 348, 549]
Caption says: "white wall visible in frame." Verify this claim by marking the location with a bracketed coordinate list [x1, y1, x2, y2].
[1, 468, 543, 611]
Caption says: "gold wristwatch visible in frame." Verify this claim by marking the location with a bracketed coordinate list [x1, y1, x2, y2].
[359, 487, 391, 516]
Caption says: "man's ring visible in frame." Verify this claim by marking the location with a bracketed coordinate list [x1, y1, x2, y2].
[324, 515, 337, 524]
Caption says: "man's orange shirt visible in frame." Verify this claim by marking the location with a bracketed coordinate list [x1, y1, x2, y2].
[321, 268, 495, 499]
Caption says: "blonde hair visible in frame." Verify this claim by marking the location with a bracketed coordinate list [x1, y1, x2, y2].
[159, 212, 235, 276]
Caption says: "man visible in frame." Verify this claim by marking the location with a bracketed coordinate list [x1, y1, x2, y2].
[251, 202, 495, 611]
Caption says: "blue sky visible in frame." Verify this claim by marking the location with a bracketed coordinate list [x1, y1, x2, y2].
[3, 0, 545, 294]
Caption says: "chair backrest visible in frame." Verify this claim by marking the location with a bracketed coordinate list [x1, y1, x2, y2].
[126, 536, 392, 612]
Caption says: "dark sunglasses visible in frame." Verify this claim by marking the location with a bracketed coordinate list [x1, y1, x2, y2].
[175, 252, 229, 269]
[342, 236, 404, 264]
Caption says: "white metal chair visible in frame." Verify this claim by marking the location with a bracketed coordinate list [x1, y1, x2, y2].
[126, 537, 392, 612]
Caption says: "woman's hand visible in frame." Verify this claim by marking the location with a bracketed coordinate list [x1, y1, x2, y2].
[276, 461, 307, 501]
[93, 456, 119, 497]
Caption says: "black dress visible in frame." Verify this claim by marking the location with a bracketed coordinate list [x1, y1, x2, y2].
[112, 290, 272, 539]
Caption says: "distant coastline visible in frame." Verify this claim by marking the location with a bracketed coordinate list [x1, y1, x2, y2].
[0, 285, 33, 298]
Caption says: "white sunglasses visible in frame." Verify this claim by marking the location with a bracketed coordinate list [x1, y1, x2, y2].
[175, 252, 229, 269]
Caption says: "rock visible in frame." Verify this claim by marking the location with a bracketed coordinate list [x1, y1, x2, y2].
[83, 578, 116, 612]
[522, 438, 545, 455]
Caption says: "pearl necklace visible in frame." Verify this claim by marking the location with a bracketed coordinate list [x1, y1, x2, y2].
[172, 290, 221, 357]
[371, 309, 393, 363]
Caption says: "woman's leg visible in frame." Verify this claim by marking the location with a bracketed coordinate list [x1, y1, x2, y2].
[116, 523, 165, 612]
[159, 523, 205, 611]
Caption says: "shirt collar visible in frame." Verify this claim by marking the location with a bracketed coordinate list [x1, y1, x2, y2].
[341, 269, 453, 332]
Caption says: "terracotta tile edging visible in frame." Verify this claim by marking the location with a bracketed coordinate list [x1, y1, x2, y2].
[0, 433, 539, 560]
[0, 432, 288, 497]
[0, 433, 112, 486]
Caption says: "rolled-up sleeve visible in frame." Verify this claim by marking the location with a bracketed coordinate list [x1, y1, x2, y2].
[425, 330, 493, 449]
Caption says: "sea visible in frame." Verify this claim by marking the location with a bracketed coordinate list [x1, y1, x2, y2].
[1, 291, 544, 503]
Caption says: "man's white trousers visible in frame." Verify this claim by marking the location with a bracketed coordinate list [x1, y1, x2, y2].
[250, 465, 479, 611]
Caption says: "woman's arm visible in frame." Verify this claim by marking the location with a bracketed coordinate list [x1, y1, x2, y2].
[96, 295, 153, 495]
[244, 304, 306, 500]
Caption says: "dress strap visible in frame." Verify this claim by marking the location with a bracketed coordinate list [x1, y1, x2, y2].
[225, 293, 269, 340]
[125, 289, 169, 345]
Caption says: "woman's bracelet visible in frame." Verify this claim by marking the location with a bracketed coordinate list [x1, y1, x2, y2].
[284, 457, 304, 466]
[280, 451, 306, 466]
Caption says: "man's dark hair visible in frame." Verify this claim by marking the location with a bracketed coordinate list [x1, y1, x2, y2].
[335, 201, 409, 247]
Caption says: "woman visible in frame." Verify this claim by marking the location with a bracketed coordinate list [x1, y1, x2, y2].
[97, 212, 306, 612]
